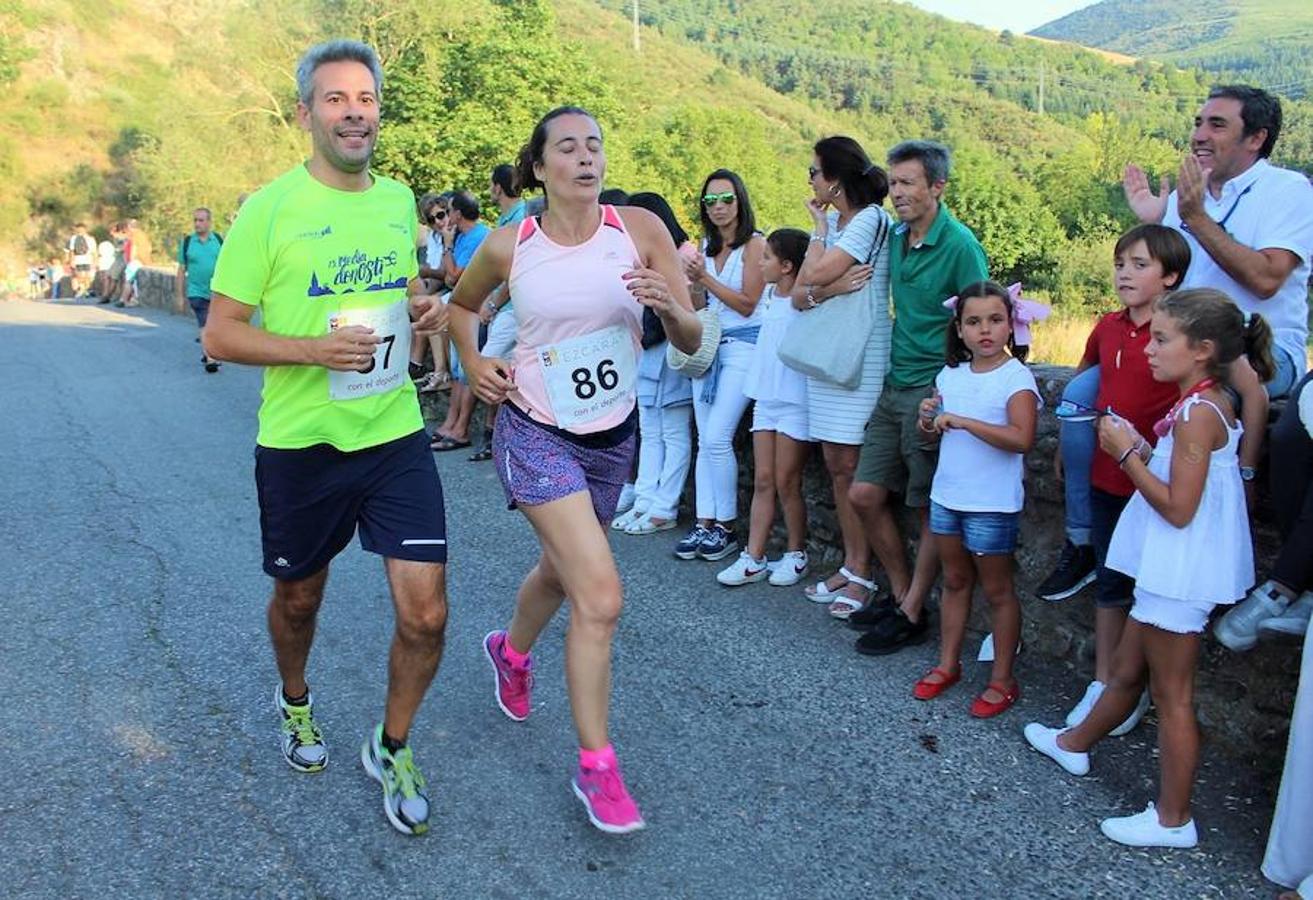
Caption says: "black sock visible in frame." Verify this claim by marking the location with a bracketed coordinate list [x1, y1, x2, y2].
[282, 687, 309, 707]
[381, 730, 406, 753]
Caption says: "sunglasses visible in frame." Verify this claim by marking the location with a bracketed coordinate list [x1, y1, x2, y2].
[426, 210, 447, 223]
[1053, 399, 1115, 422]
[702, 192, 736, 207]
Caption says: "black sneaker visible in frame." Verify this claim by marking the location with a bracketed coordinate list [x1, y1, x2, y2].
[855, 609, 929, 656]
[408, 361, 429, 383]
[674, 525, 710, 560]
[1037, 540, 1097, 602]
[696, 524, 739, 562]
[848, 595, 898, 631]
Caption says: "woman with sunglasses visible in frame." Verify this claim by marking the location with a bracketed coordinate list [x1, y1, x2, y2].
[794, 136, 892, 619]
[673, 169, 767, 564]
[411, 192, 453, 394]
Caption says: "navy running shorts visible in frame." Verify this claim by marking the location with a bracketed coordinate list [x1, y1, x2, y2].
[254, 429, 447, 581]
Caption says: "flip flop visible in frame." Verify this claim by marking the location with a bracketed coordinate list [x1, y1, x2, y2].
[431, 436, 471, 452]
[468, 446, 492, 462]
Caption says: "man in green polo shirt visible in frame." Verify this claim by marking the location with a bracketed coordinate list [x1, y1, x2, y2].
[176, 207, 224, 373]
[849, 140, 989, 656]
[204, 39, 448, 836]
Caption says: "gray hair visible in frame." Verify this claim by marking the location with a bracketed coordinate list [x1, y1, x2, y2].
[296, 40, 383, 106]
[887, 140, 952, 185]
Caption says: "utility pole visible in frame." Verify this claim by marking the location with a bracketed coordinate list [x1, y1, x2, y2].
[1038, 61, 1045, 116]
[633, 0, 640, 53]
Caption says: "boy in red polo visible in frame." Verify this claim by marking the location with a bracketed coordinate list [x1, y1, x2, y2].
[1061, 224, 1191, 734]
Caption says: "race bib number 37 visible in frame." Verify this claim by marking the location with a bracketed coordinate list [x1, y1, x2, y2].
[326, 301, 411, 401]
[539, 325, 637, 428]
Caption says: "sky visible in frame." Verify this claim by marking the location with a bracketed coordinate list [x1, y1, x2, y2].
[902, 0, 1099, 33]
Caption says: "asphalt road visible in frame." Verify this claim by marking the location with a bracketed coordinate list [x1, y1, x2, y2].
[0, 297, 1284, 899]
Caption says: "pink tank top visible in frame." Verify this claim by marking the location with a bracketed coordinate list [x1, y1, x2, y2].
[508, 205, 645, 433]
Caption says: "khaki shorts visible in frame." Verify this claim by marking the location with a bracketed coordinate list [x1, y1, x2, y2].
[855, 381, 939, 507]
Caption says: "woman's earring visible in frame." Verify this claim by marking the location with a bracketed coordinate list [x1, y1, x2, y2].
[830, 185, 841, 197]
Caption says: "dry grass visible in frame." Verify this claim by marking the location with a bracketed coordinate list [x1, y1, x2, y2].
[1027, 310, 1101, 367]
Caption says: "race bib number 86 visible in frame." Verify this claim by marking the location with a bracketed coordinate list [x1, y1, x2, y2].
[326, 301, 412, 401]
[539, 325, 637, 428]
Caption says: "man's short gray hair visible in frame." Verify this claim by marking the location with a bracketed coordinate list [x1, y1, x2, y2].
[886, 140, 952, 185]
[296, 40, 383, 106]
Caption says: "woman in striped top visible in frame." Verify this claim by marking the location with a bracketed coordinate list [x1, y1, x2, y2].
[792, 136, 894, 618]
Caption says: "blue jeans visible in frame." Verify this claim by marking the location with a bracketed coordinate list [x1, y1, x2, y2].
[1058, 366, 1099, 546]
[1268, 345, 1301, 400]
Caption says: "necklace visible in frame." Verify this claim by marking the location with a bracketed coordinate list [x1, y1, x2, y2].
[1153, 377, 1218, 438]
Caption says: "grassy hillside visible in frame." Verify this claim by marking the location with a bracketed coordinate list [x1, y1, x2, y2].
[5, 0, 1305, 327]
[1031, 0, 1313, 97]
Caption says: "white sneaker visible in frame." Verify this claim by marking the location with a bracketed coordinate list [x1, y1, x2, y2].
[1214, 581, 1290, 652]
[1099, 802, 1197, 849]
[1022, 723, 1090, 776]
[717, 552, 770, 587]
[614, 483, 636, 516]
[1109, 690, 1151, 737]
[1258, 591, 1313, 642]
[1065, 681, 1105, 728]
[767, 551, 809, 586]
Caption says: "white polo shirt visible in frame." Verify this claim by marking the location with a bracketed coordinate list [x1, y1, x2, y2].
[1164, 159, 1313, 374]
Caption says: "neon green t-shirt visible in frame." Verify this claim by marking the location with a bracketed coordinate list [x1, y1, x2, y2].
[211, 164, 421, 451]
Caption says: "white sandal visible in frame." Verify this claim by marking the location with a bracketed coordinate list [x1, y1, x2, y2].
[625, 514, 676, 535]
[804, 566, 860, 603]
[828, 574, 877, 620]
[611, 508, 645, 531]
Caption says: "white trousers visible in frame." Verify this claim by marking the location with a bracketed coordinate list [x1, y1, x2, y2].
[1264, 622, 1313, 888]
[634, 402, 693, 520]
[691, 340, 753, 522]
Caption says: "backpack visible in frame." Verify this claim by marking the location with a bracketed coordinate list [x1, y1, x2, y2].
[182, 232, 223, 261]
[72, 234, 91, 255]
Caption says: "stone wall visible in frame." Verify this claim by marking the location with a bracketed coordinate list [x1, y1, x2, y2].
[139, 268, 1299, 771]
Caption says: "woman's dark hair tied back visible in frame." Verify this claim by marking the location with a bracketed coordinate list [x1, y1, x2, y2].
[814, 136, 888, 209]
[515, 105, 598, 194]
[1156, 288, 1276, 383]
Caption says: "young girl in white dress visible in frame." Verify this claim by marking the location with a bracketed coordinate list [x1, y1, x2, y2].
[716, 227, 814, 587]
[1025, 288, 1273, 850]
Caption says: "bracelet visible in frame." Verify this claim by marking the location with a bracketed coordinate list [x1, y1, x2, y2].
[1117, 445, 1137, 467]
[809, 233, 825, 243]
[805, 284, 817, 308]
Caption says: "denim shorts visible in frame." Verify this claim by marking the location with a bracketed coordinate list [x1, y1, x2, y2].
[929, 501, 1020, 555]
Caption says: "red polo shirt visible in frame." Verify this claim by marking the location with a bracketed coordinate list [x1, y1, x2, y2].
[1082, 309, 1180, 496]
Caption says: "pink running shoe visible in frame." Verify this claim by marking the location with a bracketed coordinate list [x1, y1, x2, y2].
[572, 760, 646, 834]
[483, 630, 533, 721]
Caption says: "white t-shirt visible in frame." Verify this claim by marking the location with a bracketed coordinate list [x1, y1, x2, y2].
[930, 357, 1040, 513]
[744, 286, 808, 406]
[1164, 159, 1313, 374]
[97, 240, 115, 271]
[67, 233, 93, 266]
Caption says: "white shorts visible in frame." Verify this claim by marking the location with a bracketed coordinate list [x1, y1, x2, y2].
[482, 306, 517, 360]
[751, 399, 810, 443]
[1129, 588, 1218, 634]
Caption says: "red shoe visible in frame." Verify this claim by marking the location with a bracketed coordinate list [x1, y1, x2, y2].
[970, 681, 1021, 718]
[913, 666, 961, 700]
